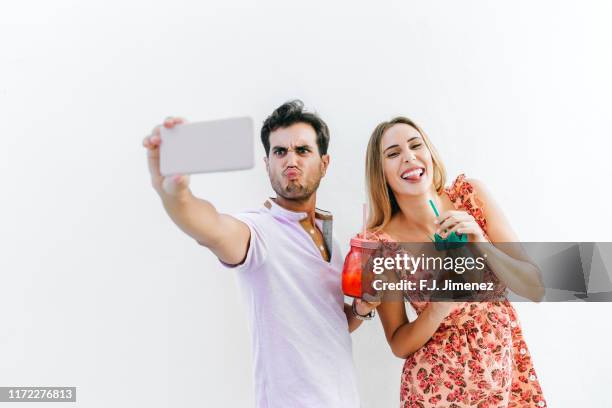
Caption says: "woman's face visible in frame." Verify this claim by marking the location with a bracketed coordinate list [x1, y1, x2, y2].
[381, 123, 434, 197]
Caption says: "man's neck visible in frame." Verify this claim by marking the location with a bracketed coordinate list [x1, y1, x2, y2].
[273, 194, 318, 223]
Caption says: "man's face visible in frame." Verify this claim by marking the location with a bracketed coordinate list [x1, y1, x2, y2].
[265, 122, 329, 202]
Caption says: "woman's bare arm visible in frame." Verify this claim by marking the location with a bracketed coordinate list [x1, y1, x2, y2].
[377, 270, 454, 358]
[468, 178, 545, 301]
[378, 300, 453, 359]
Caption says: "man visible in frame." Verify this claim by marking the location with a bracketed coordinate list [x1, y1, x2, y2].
[142, 100, 378, 407]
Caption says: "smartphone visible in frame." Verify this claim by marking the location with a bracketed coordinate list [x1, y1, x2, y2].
[159, 116, 255, 176]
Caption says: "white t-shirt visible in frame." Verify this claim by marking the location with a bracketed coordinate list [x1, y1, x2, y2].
[220, 199, 360, 408]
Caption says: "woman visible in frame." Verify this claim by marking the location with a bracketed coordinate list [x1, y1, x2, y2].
[364, 117, 547, 407]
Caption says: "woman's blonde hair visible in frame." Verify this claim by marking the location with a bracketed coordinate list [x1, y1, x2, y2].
[365, 117, 446, 231]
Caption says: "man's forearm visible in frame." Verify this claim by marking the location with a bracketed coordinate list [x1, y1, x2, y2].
[159, 189, 223, 247]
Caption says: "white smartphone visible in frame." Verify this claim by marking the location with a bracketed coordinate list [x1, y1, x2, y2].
[159, 116, 255, 176]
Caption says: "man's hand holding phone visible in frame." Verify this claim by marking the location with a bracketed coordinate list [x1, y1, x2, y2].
[141, 115, 251, 266]
[143, 116, 191, 199]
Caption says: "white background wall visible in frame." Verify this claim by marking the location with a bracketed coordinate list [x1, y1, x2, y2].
[2, 0, 611, 407]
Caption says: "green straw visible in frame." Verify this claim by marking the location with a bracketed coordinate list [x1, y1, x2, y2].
[428, 199, 439, 217]
[428, 199, 439, 242]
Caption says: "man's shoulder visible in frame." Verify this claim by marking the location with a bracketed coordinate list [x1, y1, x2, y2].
[232, 206, 268, 220]
[230, 206, 276, 230]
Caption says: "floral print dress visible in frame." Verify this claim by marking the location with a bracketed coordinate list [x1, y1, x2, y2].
[374, 174, 547, 408]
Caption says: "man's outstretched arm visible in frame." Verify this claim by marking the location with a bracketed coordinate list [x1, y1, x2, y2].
[143, 116, 250, 265]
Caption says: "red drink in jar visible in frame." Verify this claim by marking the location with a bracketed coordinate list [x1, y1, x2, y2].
[342, 235, 381, 298]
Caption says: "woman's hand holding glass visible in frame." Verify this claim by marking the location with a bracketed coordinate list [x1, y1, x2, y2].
[435, 210, 487, 243]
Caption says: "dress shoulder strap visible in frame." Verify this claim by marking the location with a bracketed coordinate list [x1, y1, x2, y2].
[444, 173, 488, 235]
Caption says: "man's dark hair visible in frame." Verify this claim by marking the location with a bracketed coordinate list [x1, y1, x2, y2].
[260, 100, 330, 156]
